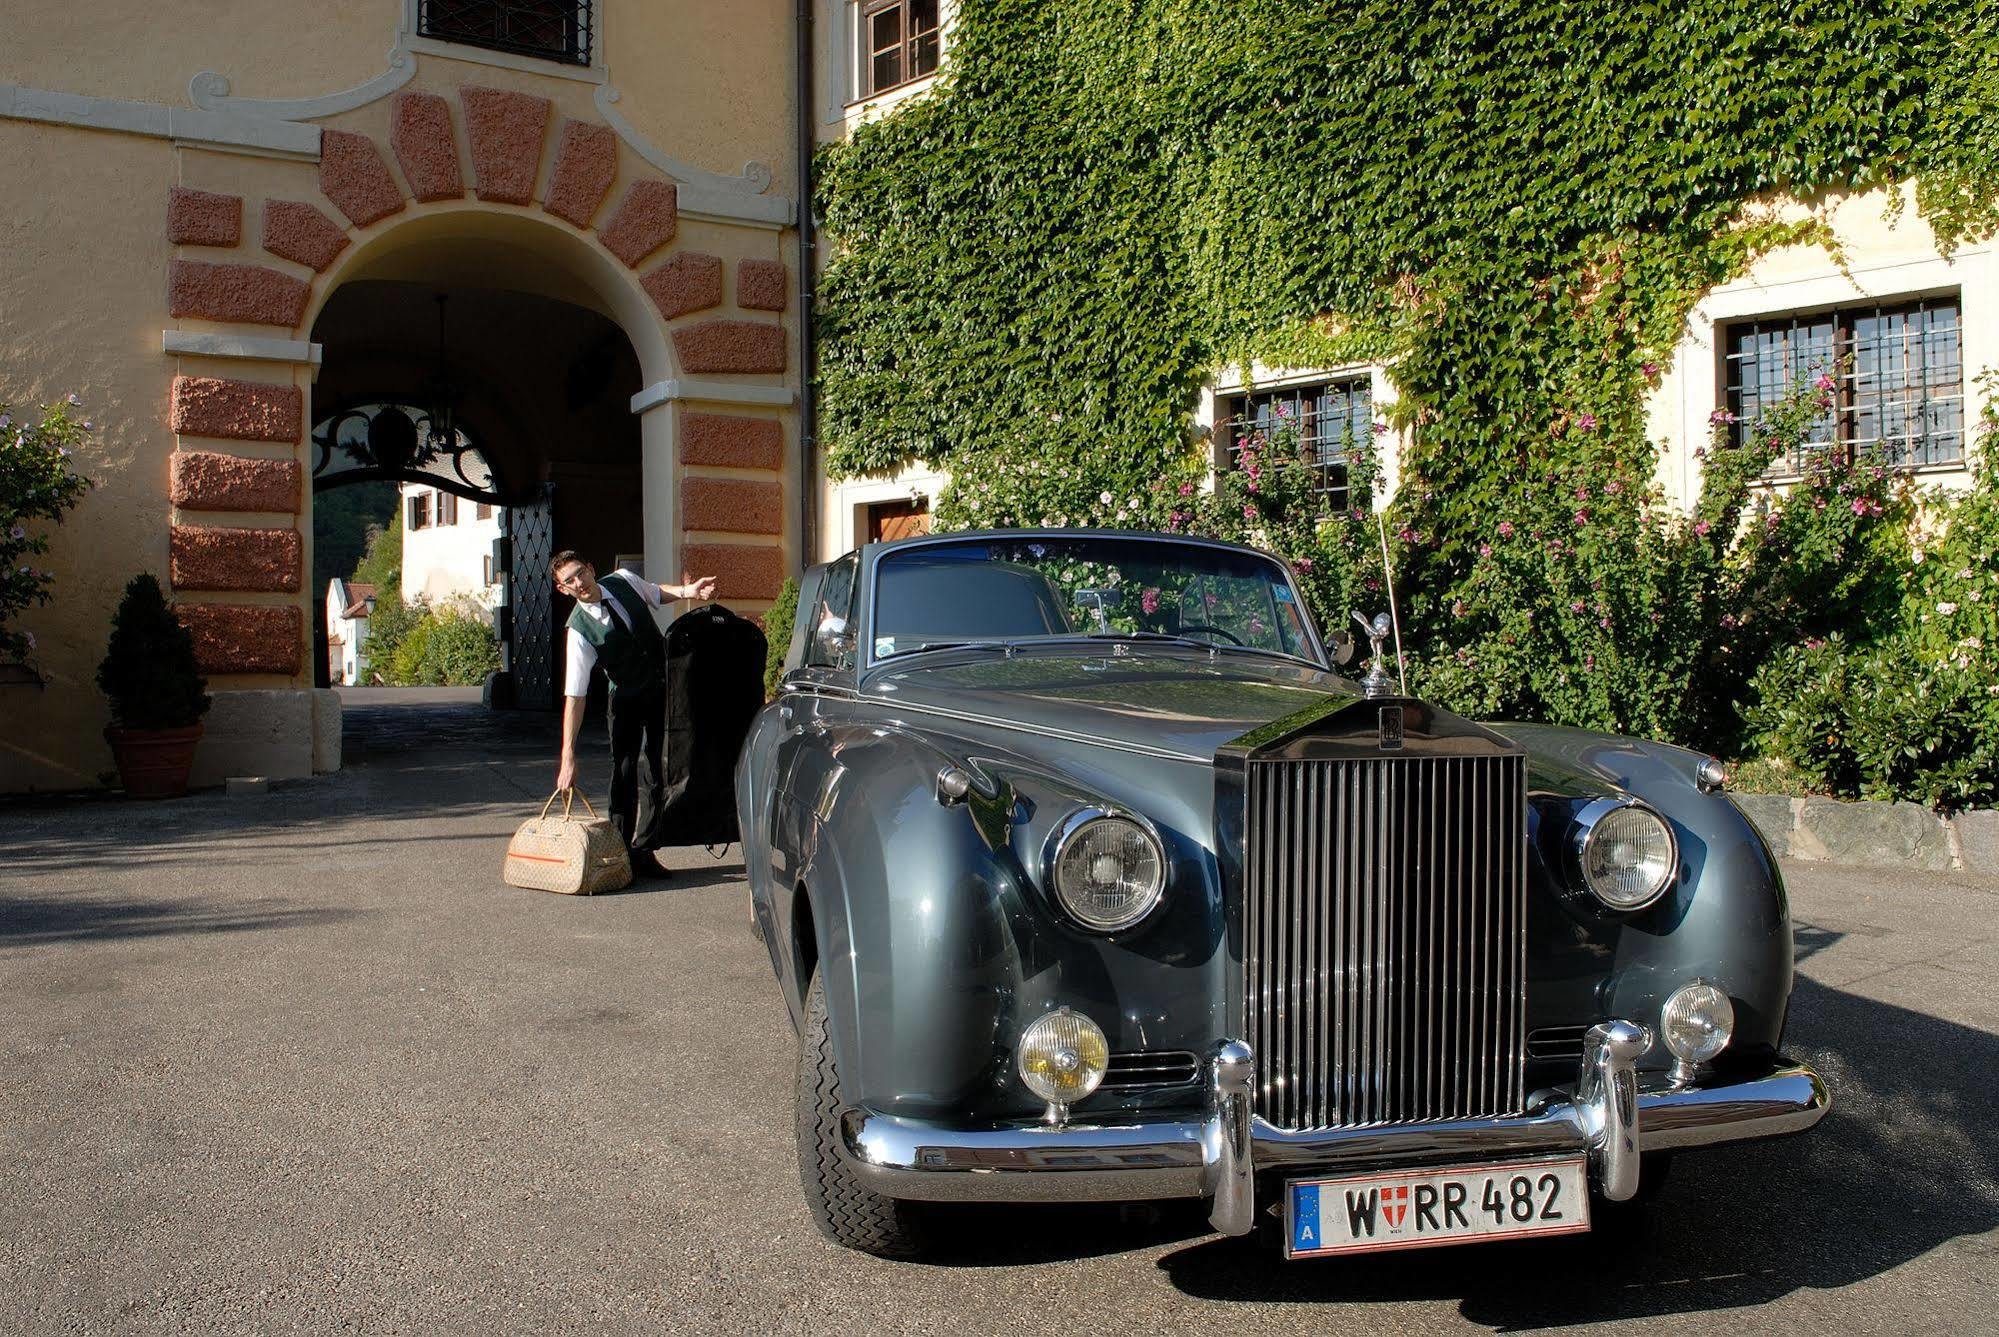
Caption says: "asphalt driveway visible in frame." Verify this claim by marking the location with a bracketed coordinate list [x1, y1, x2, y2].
[2, 691, 1995, 1334]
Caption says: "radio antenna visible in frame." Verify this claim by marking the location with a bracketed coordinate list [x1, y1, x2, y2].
[1376, 510, 1407, 695]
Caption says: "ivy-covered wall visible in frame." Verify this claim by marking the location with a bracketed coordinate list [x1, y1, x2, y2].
[815, 0, 1999, 803]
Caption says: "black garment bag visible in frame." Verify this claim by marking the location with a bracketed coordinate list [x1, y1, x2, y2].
[640, 603, 768, 848]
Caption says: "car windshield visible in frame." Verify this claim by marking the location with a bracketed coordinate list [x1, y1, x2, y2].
[871, 535, 1320, 663]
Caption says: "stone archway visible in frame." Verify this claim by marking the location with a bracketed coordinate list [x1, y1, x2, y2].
[160, 85, 795, 777]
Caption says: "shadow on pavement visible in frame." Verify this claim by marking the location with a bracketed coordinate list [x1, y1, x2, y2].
[0, 893, 359, 946]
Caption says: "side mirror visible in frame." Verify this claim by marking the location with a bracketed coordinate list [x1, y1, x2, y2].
[816, 613, 856, 663]
[1332, 630, 1356, 666]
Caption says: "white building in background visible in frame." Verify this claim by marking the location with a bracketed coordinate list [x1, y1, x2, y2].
[324, 579, 375, 687]
[400, 483, 504, 610]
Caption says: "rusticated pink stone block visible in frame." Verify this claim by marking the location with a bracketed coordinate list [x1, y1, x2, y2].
[390, 92, 464, 202]
[598, 180, 678, 267]
[679, 414, 783, 470]
[262, 200, 350, 272]
[461, 86, 551, 205]
[167, 187, 242, 247]
[679, 543, 784, 601]
[682, 478, 783, 535]
[673, 320, 787, 375]
[169, 376, 303, 443]
[737, 259, 789, 312]
[319, 130, 404, 228]
[175, 603, 303, 675]
[641, 252, 724, 321]
[170, 526, 302, 593]
[542, 119, 618, 227]
[170, 452, 302, 513]
[168, 261, 311, 328]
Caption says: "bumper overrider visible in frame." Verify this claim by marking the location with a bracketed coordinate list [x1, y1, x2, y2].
[838, 1023, 1829, 1234]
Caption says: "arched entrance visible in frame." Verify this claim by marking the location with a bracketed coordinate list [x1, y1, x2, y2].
[307, 212, 656, 709]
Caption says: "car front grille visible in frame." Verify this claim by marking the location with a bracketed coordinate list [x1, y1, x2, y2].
[1101, 1050, 1201, 1090]
[1243, 754, 1528, 1130]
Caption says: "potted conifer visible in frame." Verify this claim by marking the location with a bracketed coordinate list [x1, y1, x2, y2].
[97, 573, 210, 798]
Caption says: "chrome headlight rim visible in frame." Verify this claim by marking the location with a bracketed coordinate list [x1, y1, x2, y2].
[1042, 807, 1168, 933]
[1567, 797, 1678, 913]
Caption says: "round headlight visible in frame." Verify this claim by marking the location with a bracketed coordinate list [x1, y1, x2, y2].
[1661, 982, 1735, 1067]
[1049, 813, 1165, 931]
[1016, 1007, 1109, 1107]
[1573, 800, 1677, 911]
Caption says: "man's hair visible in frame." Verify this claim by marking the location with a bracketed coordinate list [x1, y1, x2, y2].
[550, 549, 586, 580]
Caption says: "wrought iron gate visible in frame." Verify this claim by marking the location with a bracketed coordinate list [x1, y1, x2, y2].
[505, 484, 556, 710]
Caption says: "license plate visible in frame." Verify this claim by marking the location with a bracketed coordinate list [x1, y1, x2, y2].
[1285, 1157, 1590, 1258]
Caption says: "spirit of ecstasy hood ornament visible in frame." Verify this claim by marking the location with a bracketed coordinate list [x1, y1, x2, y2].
[1352, 611, 1395, 699]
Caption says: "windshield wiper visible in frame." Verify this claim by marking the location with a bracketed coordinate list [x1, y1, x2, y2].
[878, 640, 1015, 661]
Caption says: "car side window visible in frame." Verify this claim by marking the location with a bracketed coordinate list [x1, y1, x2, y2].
[803, 554, 859, 670]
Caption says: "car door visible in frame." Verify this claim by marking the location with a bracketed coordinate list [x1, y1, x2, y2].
[766, 554, 860, 983]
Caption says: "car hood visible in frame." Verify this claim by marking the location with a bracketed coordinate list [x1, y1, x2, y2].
[863, 647, 1361, 762]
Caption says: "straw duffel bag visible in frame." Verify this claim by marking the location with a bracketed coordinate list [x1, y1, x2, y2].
[503, 790, 632, 895]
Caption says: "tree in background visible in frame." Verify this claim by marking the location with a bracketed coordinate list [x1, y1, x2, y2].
[313, 481, 398, 602]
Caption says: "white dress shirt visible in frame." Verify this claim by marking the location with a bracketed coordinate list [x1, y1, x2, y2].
[563, 569, 667, 698]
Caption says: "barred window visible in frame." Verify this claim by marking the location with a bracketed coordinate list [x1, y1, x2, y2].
[419, 0, 592, 68]
[860, 0, 941, 98]
[1724, 295, 1963, 475]
[1219, 377, 1374, 509]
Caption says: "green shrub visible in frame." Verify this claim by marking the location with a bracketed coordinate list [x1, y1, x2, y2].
[362, 594, 424, 679]
[1745, 637, 1863, 796]
[1, 393, 94, 663]
[96, 573, 209, 730]
[387, 603, 499, 686]
[763, 576, 799, 699]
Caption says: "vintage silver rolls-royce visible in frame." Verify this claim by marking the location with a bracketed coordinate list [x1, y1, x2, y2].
[735, 530, 1828, 1259]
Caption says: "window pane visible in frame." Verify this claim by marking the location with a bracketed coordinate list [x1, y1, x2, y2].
[912, 31, 940, 78]
[872, 48, 903, 91]
[871, 7, 903, 53]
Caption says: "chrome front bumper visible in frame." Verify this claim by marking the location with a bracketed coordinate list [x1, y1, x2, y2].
[839, 1024, 1830, 1234]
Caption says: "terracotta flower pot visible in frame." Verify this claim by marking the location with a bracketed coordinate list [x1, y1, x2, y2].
[104, 723, 204, 799]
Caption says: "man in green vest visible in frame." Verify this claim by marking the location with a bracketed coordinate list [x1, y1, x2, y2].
[552, 550, 717, 874]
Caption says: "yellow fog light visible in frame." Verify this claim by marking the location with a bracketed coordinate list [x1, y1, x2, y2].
[1016, 1007, 1109, 1114]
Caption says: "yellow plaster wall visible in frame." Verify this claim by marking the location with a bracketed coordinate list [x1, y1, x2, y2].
[0, 125, 180, 791]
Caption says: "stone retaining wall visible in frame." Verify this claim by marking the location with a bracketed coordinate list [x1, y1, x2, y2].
[1731, 793, 1996, 874]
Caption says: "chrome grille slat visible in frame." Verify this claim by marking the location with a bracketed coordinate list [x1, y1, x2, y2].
[1245, 754, 1527, 1131]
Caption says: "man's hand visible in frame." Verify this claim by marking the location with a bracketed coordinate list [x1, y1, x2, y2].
[556, 756, 576, 791]
[683, 574, 719, 602]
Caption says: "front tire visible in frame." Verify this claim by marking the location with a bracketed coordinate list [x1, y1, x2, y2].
[797, 968, 927, 1258]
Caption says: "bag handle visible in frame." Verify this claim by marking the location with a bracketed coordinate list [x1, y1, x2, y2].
[540, 788, 601, 821]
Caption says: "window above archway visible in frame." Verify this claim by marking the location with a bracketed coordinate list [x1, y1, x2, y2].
[417, 0, 593, 68]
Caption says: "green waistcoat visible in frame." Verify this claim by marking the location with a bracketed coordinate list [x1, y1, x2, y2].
[567, 573, 665, 694]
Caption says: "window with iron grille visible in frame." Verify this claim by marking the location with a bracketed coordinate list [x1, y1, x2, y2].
[1219, 377, 1374, 509]
[859, 0, 941, 98]
[408, 493, 432, 530]
[1723, 295, 1963, 475]
[419, 0, 592, 67]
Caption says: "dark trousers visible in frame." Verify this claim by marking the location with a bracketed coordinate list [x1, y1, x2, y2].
[606, 683, 666, 852]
